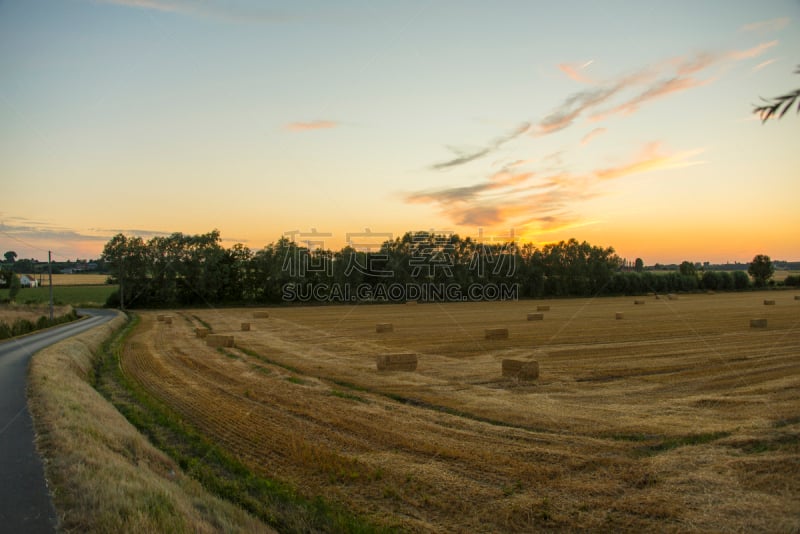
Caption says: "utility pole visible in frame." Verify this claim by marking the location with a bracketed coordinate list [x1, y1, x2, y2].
[119, 255, 124, 311]
[48, 250, 54, 321]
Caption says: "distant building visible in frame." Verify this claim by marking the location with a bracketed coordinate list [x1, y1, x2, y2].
[19, 274, 38, 288]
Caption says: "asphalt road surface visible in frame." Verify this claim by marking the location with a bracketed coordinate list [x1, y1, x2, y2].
[0, 308, 119, 533]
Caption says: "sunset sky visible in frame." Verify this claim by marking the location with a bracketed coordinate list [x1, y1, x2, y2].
[1, 1, 798, 265]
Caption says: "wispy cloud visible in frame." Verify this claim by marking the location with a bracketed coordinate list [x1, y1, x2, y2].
[91, 0, 289, 24]
[409, 142, 702, 231]
[580, 127, 607, 146]
[430, 122, 530, 170]
[594, 142, 704, 181]
[728, 40, 778, 60]
[284, 120, 339, 132]
[741, 18, 790, 33]
[558, 60, 595, 83]
[752, 58, 778, 73]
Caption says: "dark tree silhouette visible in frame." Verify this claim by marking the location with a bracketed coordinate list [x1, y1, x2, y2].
[754, 65, 800, 123]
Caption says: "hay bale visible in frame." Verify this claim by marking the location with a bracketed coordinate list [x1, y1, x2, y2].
[376, 353, 417, 371]
[615, 312, 624, 320]
[195, 327, 210, 338]
[163, 316, 173, 325]
[502, 359, 539, 380]
[206, 334, 235, 348]
[527, 313, 544, 321]
[667, 294, 678, 300]
[485, 328, 509, 340]
[654, 294, 661, 300]
[241, 322, 251, 331]
[253, 311, 270, 318]
[375, 323, 394, 333]
[156, 314, 165, 322]
[750, 318, 768, 328]
[795, 295, 800, 301]
[763, 299, 775, 306]
[634, 300, 645, 305]
[537, 305, 550, 312]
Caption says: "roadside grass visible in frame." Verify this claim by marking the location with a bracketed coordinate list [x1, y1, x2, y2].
[27, 312, 270, 533]
[0, 285, 117, 307]
[97, 314, 391, 533]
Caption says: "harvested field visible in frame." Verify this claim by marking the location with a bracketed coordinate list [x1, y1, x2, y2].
[122, 293, 800, 532]
[0, 303, 72, 325]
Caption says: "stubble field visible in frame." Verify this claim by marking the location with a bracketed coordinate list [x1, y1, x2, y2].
[122, 292, 800, 532]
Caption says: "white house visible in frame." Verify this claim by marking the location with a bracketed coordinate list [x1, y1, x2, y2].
[19, 274, 38, 288]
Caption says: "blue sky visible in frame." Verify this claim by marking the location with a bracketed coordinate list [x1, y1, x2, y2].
[1, 0, 798, 264]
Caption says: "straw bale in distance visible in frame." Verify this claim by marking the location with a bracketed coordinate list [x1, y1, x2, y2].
[763, 299, 775, 306]
[241, 322, 250, 331]
[195, 327, 210, 338]
[156, 314, 165, 322]
[162, 316, 173, 325]
[206, 334, 235, 348]
[615, 312, 624, 320]
[667, 294, 678, 300]
[376, 353, 417, 371]
[485, 328, 509, 340]
[253, 311, 270, 318]
[795, 295, 800, 301]
[750, 318, 768, 328]
[634, 300, 645, 305]
[502, 359, 539, 380]
[537, 305, 550, 312]
[376, 323, 394, 333]
[527, 313, 544, 321]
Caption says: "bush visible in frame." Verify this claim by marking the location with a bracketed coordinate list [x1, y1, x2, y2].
[784, 274, 800, 287]
[732, 271, 750, 290]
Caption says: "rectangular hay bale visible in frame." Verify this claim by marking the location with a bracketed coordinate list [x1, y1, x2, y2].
[537, 305, 550, 312]
[376, 353, 417, 371]
[206, 334, 235, 348]
[485, 328, 509, 340]
[763, 299, 775, 306]
[195, 327, 210, 338]
[241, 322, 251, 331]
[527, 313, 544, 321]
[375, 323, 394, 333]
[502, 359, 539, 380]
[615, 312, 624, 320]
[634, 300, 645, 305]
[750, 318, 767, 328]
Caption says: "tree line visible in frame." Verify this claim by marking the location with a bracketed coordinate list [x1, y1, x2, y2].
[99, 230, 779, 308]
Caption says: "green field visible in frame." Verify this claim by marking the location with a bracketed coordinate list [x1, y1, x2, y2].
[0, 285, 118, 307]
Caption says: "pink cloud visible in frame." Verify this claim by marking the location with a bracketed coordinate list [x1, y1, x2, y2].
[729, 40, 778, 60]
[752, 58, 778, 72]
[595, 142, 704, 181]
[284, 120, 339, 132]
[558, 61, 595, 83]
[580, 127, 607, 146]
[741, 18, 790, 33]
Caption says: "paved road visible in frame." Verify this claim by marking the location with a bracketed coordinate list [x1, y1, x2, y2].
[0, 308, 119, 533]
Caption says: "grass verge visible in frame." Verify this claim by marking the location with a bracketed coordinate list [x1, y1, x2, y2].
[28, 312, 269, 533]
[96, 314, 389, 533]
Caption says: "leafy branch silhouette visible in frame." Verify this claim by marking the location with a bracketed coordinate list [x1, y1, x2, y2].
[754, 64, 800, 123]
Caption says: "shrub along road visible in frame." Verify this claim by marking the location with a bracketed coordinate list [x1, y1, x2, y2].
[0, 308, 118, 533]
